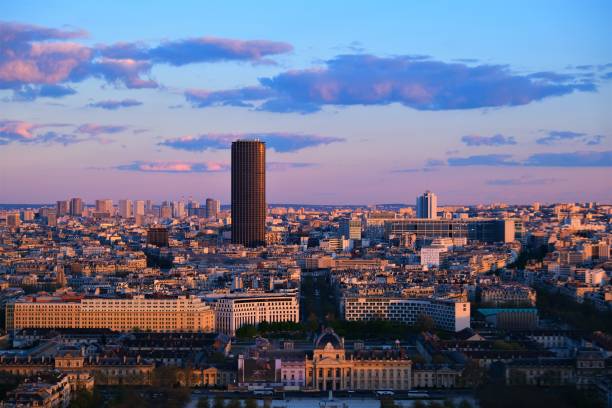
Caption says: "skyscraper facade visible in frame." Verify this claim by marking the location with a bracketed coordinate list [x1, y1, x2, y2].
[134, 200, 145, 216]
[231, 140, 266, 247]
[95, 199, 113, 214]
[206, 198, 221, 219]
[70, 198, 83, 216]
[56, 200, 69, 217]
[119, 199, 132, 218]
[416, 191, 438, 219]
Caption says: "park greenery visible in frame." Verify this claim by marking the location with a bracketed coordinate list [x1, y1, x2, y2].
[536, 286, 612, 334]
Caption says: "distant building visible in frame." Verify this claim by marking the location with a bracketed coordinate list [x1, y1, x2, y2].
[206, 198, 221, 219]
[134, 200, 145, 216]
[340, 218, 362, 240]
[118, 199, 132, 218]
[70, 197, 84, 216]
[478, 308, 539, 330]
[416, 191, 438, 219]
[56, 200, 69, 217]
[385, 218, 516, 243]
[6, 213, 21, 228]
[480, 285, 537, 306]
[420, 244, 448, 266]
[95, 199, 113, 215]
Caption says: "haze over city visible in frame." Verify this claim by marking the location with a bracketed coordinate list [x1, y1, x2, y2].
[1, 1, 611, 205]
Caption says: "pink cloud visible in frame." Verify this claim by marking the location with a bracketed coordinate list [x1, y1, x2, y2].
[116, 161, 230, 173]
[76, 123, 127, 136]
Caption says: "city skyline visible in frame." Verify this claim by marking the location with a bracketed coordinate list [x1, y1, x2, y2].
[1, 1, 611, 205]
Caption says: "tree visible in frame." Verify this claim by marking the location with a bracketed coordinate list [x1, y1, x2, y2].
[416, 314, 435, 332]
[213, 395, 225, 408]
[307, 312, 319, 332]
[414, 402, 427, 408]
[380, 398, 397, 408]
[236, 324, 258, 339]
[226, 399, 241, 408]
[69, 390, 103, 408]
[244, 398, 257, 408]
[458, 401, 473, 408]
[197, 397, 211, 408]
[443, 399, 456, 408]
[460, 361, 487, 388]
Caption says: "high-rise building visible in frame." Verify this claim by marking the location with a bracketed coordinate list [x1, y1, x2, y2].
[416, 191, 438, 219]
[95, 199, 113, 214]
[56, 200, 69, 217]
[231, 140, 266, 247]
[69, 198, 83, 216]
[172, 200, 186, 218]
[206, 198, 221, 219]
[340, 218, 362, 240]
[134, 200, 145, 216]
[118, 199, 132, 218]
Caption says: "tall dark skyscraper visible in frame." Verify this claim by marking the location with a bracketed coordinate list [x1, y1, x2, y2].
[231, 140, 266, 247]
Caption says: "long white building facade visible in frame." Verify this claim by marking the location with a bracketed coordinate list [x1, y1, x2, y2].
[205, 292, 300, 336]
[341, 296, 470, 332]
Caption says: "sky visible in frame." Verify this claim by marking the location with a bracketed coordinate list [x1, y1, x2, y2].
[1, 1, 611, 205]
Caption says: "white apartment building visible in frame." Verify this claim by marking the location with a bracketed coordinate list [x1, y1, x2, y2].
[206, 292, 300, 336]
[420, 245, 448, 267]
[342, 296, 470, 332]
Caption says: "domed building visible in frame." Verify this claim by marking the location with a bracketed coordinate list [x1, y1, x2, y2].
[305, 328, 412, 391]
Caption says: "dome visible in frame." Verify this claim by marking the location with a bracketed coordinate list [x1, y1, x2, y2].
[314, 328, 343, 350]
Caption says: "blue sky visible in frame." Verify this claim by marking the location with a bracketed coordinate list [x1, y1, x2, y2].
[1, 1, 611, 204]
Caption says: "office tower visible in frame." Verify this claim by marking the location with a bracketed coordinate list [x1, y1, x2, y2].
[206, 198, 221, 219]
[147, 226, 169, 247]
[172, 200, 186, 218]
[416, 191, 438, 219]
[340, 218, 362, 240]
[188, 199, 200, 209]
[95, 199, 113, 214]
[56, 200, 69, 217]
[145, 200, 153, 212]
[69, 197, 83, 216]
[118, 199, 132, 218]
[231, 140, 266, 247]
[134, 200, 145, 216]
